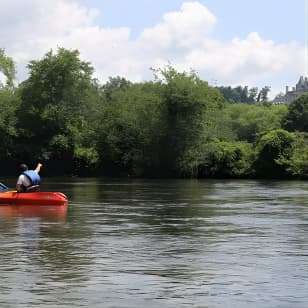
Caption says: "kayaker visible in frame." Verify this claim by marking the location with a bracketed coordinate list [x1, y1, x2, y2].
[16, 163, 43, 192]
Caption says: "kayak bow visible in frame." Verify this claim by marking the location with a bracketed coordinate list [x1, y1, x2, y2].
[0, 191, 68, 206]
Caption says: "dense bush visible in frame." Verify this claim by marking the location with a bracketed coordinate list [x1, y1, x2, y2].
[253, 129, 295, 178]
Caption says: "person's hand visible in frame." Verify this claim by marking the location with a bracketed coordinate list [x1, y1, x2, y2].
[38, 163, 43, 168]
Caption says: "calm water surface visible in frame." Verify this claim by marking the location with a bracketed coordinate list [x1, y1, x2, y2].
[0, 178, 307, 307]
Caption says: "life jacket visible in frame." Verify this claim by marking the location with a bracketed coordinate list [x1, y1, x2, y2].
[23, 170, 41, 186]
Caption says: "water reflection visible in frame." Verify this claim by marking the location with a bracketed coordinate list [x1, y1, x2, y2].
[0, 200, 95, 307]
[0, 178, 307, 307]
[0, 205, 68, 222]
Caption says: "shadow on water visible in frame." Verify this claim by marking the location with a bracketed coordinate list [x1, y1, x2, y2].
[41, 177, 224, 233]
[66, 178, 225, 236]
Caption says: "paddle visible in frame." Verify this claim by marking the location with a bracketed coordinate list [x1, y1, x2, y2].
[0, 182, 9, 192]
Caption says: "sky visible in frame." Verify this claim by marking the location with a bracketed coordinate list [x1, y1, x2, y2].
[0, 0, 307, 98]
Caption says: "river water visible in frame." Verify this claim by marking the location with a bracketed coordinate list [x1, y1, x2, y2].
[0, 178, 307, 307]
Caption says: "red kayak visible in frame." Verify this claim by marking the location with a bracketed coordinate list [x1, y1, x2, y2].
[0, 191, 68, 206]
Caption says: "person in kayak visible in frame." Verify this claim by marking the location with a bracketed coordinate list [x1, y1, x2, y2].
[16, 163, 43, 192]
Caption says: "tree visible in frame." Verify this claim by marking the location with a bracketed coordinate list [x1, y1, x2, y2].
[254, 129, 295, 177]
[0, 50, 19, 173]
[259, 86, 271, 101]
[178, 140, 254, 178]
[283, 93, 308, 132]
[248, 87, 258, 103]
[0, 49, 16, 88]
[154, 66, 225, 176]
[224, 103, 287, 142]
[96, 81, 163, 176]
[218, 85, 245, 102]
[100, 76, 132, 101]
[17, 47, 98, 174]
[276, 132, 308, 178]
[218, 85, 271, 104]
[0, 88, 19, 171]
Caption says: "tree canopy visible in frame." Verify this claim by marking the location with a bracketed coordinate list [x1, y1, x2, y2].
[0, 49, 16, 88]
[0, 48, 307, 179]
[283, 93, 308, 132]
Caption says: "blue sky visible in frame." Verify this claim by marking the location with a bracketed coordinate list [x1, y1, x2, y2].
[0, 0, 307, 97]
[85, 0, 306, 43]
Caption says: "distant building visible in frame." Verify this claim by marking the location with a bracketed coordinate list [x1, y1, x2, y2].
[273, 76, 308, 104]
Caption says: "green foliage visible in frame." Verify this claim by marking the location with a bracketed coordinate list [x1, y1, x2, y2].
[276, 132, 308, 178]
[101, 76, 132, 101]
[16, 48, 99, 173]
[0, 88, 19, 162]
[218, 85, 271, 103]
[254, 129, 295, 178]
[225, 103, 288, 142]
[155, 66, 225, 175]
[97, 81, 163, 176]
[283, 93, 308, 132]
[259, 86, 271, 102]
[0, 49, 18, 169]
[0, 49, 16, 88]
[0, 49, 306, 179]
[205, 141, 255, 177]
[178, 140, 254, 178]
[73, 146, 99, 176]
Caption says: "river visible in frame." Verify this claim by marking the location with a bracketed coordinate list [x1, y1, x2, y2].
[0, 178, 307, 307]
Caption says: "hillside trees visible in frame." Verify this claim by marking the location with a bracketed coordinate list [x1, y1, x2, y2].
[0, 48, 16, 88]
[16, 48, 100, 174]
[281, 132, 308, 178]
[178, 140, 254, 178]
[253, 129, 295, 178]
[283, 93, 308, 132]
[224, 103, 288, 142]
[95, 66, 227, 177]
[96, 80, 164, 176]
[153, 66, 226, 176]
[279, 93, 308, 178]
[0, 50, 19, 173]
[0, 47, 307, 178]
[218, 85, 271, 103]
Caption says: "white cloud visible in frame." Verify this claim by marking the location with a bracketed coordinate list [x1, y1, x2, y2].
[140, 2, 216, 49]
[0, 1, 96, 47]
[182, 32, 305, 80]
[0, 0, 306, 96]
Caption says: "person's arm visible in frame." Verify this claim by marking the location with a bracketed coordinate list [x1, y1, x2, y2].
[34, 163, 43, 173]
[16, 174, 24, 192]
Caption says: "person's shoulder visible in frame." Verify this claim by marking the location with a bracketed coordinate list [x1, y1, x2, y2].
[17, 174, 26, 184]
